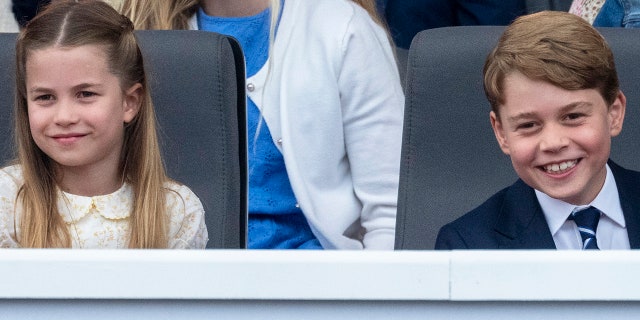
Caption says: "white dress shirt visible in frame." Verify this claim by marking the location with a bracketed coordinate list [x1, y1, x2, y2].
[537, 164, 630, 250]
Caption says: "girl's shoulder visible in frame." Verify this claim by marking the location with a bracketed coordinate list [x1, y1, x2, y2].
[0, 164, 24, 187]
[0, 165, 23, 203]
[163, 180, 203, 212]
[164, 180, 198, 197]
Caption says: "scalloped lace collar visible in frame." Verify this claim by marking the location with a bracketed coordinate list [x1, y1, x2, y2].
[57, 183, 132, 224]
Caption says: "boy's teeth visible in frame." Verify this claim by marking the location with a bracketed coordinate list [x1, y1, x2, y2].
[544, 160, 577, 173]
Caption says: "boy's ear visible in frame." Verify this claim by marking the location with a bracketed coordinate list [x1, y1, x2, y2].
[490, 111, 511, 155]
[123, 83, 143, 124]
[608, 90, 626, 137]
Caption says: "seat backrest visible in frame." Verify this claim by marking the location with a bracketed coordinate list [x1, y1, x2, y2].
[395, 26, 640, 250]
[0, 34, 13, 162]
[0, 30, 247, 249]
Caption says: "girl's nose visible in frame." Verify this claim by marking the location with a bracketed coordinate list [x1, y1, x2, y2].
[53, 101, 80, 126]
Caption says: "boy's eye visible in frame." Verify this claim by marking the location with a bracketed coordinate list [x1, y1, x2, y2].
[516, 122, 536, 130]
[565, 113, 584, 121]
[77, 91, 96, 98]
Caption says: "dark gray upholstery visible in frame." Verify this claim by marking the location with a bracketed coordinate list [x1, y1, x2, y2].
[0, 34, 14, 163]
[0, 30, 247, 249]
[395, 26, 640, 250]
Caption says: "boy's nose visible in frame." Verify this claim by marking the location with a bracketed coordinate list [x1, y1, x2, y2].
[538, 125, 569, 153]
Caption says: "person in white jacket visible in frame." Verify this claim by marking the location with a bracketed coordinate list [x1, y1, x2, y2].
[120, 0, 404, 250]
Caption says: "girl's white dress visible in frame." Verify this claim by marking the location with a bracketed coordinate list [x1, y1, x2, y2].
[0, 165, 208, 248]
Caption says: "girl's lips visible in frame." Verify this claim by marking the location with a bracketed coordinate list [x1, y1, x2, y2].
[52, 134, 86, 145]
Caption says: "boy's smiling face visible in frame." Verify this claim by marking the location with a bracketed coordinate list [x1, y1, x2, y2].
[490, 71, 626, 205]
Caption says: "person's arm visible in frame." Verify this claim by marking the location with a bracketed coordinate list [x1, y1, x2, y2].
[592, 0, 625, 27]
[338, 4, 404, 249]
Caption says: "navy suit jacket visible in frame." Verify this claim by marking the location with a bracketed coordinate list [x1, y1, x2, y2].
[435, 161, 640, 249]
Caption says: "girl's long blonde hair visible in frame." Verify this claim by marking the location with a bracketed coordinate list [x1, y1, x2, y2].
[15, 0, 169, 248]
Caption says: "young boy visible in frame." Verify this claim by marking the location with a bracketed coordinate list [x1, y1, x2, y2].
[435, 10, 640, 250]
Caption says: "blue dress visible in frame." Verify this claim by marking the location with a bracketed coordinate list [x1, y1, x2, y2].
[197, 5, 322, 249]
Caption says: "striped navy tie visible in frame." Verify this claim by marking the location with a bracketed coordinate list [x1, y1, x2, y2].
[569, 206, 601, 250]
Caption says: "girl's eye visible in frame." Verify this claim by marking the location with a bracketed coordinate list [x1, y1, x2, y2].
[35, 94, 54, 101]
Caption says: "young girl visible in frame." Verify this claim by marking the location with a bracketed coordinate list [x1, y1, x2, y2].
[120, 0, 404, 250]
[0, 0, 208, 249]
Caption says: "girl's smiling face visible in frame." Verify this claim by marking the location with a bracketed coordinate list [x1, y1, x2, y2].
[26, 44, 141, 179]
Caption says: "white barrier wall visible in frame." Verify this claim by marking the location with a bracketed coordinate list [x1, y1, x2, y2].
[1, 250, 640, 319]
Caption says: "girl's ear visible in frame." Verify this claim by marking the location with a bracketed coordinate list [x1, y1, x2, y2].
[123, 83, 143, 123]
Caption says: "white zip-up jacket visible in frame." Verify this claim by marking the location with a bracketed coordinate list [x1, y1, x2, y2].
[191, 0, 404, 249]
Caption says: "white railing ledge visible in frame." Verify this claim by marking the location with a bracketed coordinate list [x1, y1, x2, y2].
[3, 249, 640, 301]
[0, 249, 449, 300]
[450, 250, 640, 301]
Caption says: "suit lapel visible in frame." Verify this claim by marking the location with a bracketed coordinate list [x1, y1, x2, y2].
[489, 162, 640, 249]
[493, 180, 557, 249]
[609, 161, 640, 249]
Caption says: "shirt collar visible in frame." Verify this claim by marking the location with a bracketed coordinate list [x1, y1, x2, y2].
[57, 183, 132, 223]
[536, 163, 625, 236]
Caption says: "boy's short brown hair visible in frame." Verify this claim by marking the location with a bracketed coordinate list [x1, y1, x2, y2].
[484, 11, 619, 116]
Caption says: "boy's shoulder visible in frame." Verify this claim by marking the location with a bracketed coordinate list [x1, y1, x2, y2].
[435, 161, 640, 249]
[435, 179, 539, 249]
[448, 179, 535, 227]
[448, 160, 640, 231]
[609, 160, 640, 185]
[608, 161, 640, 204]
